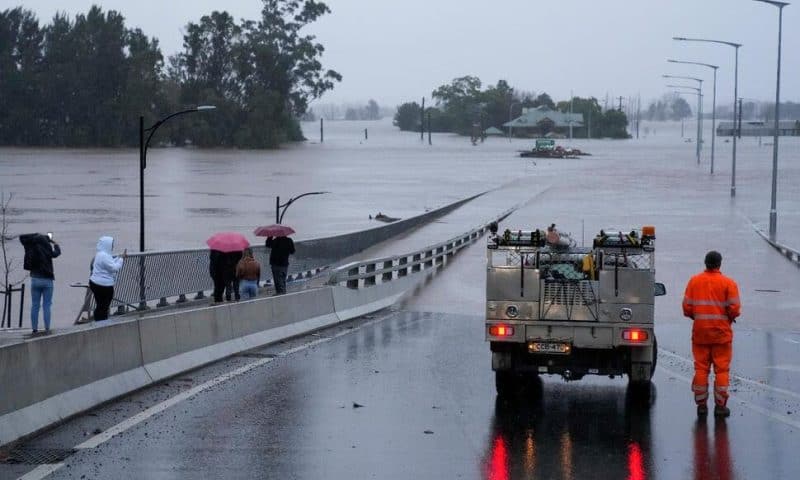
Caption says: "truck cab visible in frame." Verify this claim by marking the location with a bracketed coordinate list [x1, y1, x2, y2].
[485, 226, 666, 397]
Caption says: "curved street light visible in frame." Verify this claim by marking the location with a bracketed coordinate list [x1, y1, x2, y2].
[674, 36, 742, 197]
[668, 59, 719, 174]
[276, 191, 330, 224]
[664, 75, 704, 164]
[139, 105, 216, 252]
[753, 0, 789, 241]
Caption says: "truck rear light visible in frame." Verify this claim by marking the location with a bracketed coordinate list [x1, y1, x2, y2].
[622, 329, 648, 342]
[489, 325, 515, 337]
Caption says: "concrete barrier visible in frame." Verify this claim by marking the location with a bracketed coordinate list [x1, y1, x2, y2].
[0, 320, 150, 446]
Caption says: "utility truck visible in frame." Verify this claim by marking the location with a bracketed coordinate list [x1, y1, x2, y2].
[485, 226, 666, 397]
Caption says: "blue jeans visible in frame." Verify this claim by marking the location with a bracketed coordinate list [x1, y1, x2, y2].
[239, 279, 258, 299]
[30, 277, 54, 331]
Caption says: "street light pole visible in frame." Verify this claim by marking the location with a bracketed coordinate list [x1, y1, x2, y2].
[668, 60, 719, 174]
[673, 37, 741, 196]
[754, 0, 789, 241]
[508, 101, 520, 141]
[276, 191, 330, 224]
[139, 106, 216, 252]
[664, 75, 703, 164]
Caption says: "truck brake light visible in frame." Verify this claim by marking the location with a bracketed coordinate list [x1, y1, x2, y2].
[622, 329, 648, 342]
[489, 325, 515, 337]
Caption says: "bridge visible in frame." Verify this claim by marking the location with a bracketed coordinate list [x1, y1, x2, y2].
[2, 155, 800, 479]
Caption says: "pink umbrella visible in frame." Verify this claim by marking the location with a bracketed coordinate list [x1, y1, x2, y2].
[206, 232, 249, 252]
[253, 224, 296, 237]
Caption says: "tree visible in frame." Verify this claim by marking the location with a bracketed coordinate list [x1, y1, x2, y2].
[432, 75, 482, 135]
[0, 2, 341, 149]
[532, 93, 555, 109]
[556, 96, 602, 138]
[393, 102, 420, 131]
[1, 192, 26, 313]
[601, 109, 630, 138]
[670, 97, 692, 120]
[365, 99, 380, 120]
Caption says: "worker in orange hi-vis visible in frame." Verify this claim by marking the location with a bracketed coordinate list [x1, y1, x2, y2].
[682, 251, 741, 418]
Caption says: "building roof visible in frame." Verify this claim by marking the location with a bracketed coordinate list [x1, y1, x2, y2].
[502, 106, 584, 128]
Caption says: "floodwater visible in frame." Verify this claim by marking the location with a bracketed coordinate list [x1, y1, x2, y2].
[0, 118, 798, 329]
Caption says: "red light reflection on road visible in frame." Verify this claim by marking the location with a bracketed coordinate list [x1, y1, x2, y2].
[487, 435, 509, 480]
[628, 441, 646, 480]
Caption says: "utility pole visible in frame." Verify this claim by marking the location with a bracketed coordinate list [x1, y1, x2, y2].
[420, 97, 425, 141]
[636, 94, 641, 139]
[617, 96, 624, 111]
[428, 111, 432, 145]
[569, 90, 573, 140]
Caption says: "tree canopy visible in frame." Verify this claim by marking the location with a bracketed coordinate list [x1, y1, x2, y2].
[0, 2, 340, 148]
[395, 76, 630, 139]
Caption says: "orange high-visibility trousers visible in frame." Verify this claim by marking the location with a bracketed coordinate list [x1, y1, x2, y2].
[691, 342, 732, 406]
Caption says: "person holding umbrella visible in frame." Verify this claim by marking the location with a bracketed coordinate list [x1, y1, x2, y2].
[206, 232, 249, 303]
[255, 224, 295, 295]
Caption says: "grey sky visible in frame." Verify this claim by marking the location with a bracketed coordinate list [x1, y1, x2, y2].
[7, 0, 800, 109]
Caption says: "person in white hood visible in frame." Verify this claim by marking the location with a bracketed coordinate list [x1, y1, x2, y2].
[89, 236, 127, 321]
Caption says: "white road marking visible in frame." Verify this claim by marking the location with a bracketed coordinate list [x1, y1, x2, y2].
[765, 364, 800, 373]
[20, 316, 388, 479]
[657, 365, 800, 430]
[658, 348, 800, 401]
[16, 463, 65, 480]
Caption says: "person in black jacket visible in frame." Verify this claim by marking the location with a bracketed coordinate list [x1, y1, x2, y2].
[265, 236, 295, 295]
[19, 233, 61, 333]
[209, 250, 226, 304]
[209, 250, 243, 303]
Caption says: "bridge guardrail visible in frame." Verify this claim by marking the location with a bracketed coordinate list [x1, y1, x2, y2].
[327, 208, 515, 289]
[753, 226, 800, 267]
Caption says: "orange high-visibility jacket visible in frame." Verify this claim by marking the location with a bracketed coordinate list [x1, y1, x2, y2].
[683, 269, 741, 344]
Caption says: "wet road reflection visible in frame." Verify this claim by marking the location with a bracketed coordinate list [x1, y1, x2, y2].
[484, 381, 655, 480]
[692, 420, 735, 480]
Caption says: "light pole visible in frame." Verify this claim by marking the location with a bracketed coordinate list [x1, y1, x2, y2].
[276, 192, 329, 224]
[508, 101, 520, 141]
[668, 59, 719, 174]
[139, 106, 216, 252]
[664, 75, 704, 164]
[674, 37, 741, 197]
[754, 0, 789, 241]
[671, 89, 703, 153]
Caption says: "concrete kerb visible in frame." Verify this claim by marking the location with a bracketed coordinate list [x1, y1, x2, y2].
[752, 225, 800, 267]
[0, 319, 150, 447]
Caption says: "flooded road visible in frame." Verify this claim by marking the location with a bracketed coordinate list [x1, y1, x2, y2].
[2, 120, 799, 478]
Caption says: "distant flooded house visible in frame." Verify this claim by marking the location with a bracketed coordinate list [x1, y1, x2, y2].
[717, 120, 800, 137]
[503, 106, 584, 137]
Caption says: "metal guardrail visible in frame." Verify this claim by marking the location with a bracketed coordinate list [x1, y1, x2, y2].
[753, 226, 800, 267]
[327, 209, 515, 289]
[74, 245, 333, 321]
[73, 193, 494, 321]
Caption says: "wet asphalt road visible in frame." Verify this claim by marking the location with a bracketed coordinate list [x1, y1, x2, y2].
[4, 200, 800, 479]
[3, 122, 800, 479]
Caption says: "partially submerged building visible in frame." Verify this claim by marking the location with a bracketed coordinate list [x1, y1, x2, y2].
[503, 106, 584, 137]
[717, 120, 800, 137]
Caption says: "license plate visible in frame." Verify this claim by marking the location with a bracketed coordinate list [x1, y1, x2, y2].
[529, 342, 571, 354]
